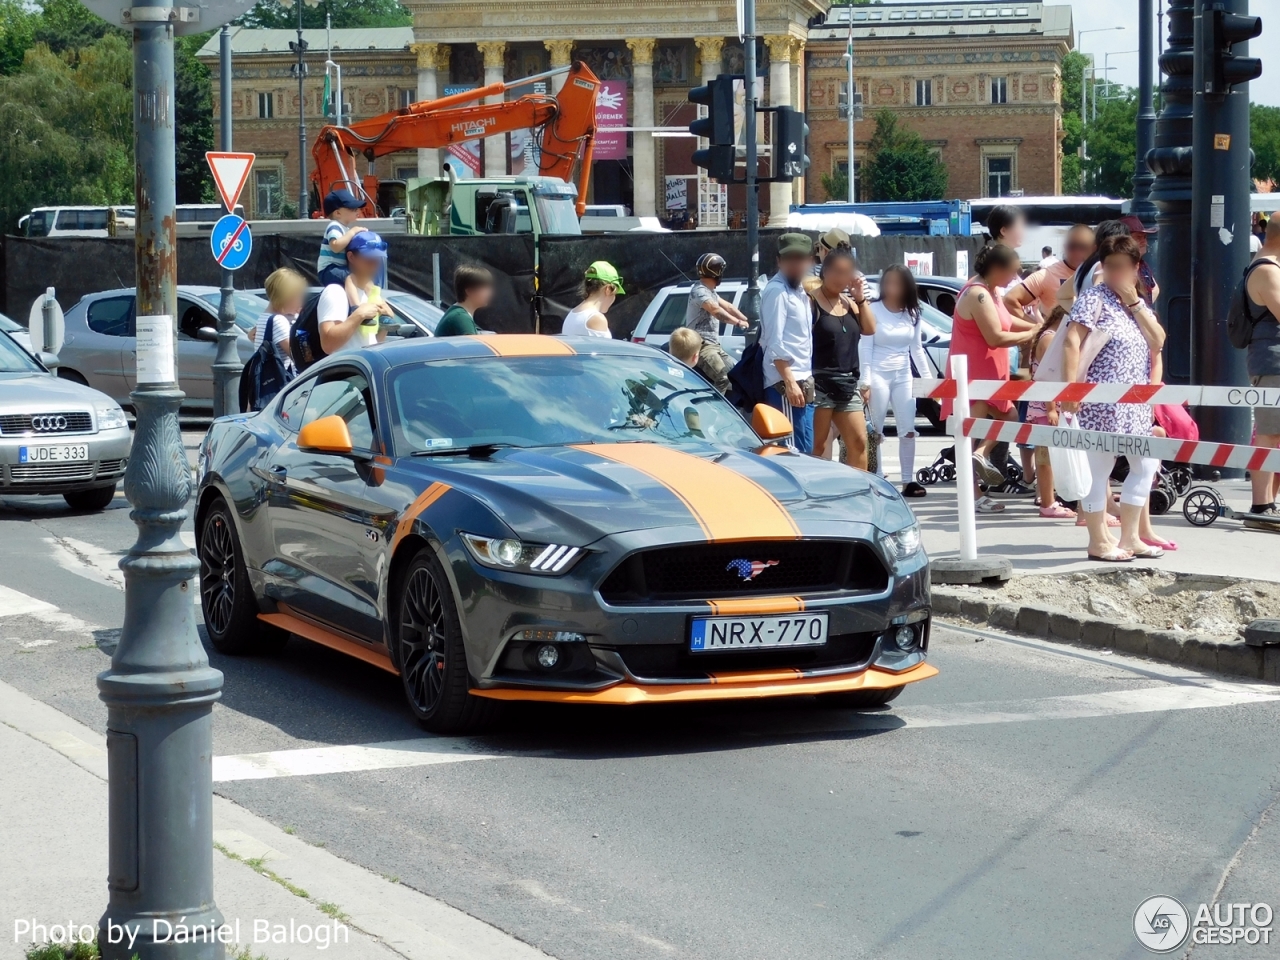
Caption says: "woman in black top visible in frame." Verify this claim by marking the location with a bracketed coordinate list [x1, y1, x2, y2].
[810, 248, 876, 469]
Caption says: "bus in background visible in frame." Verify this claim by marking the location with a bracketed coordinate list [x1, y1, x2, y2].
[969, 196, 1127, 266]
[19, 206, 135, 238]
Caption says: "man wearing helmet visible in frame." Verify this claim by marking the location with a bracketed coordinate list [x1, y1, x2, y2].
[684, 252, 749, 392]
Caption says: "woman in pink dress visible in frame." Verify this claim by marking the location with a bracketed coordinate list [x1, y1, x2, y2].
[944, 243, 1038, 513]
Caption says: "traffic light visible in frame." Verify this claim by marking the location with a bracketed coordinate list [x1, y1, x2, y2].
[1199, 4, 1262, 98]
[688, 76, 735, 144]
[775, 107, 810, 181]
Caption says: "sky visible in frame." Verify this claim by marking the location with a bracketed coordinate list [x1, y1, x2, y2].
[1065, 0, 1279, 107]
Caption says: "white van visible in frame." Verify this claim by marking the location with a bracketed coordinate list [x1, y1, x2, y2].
[19, 206, 135, 238]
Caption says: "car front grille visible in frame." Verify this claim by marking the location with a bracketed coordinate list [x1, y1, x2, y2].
[0, 412, 94, 436]
[606, 631, 881, 681]
[598, 540, 889, 605]
[10, 462, 96, 483]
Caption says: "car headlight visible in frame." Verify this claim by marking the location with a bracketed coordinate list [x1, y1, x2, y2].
[461, 533, 584, 575]
[880, 523, 923, 563]
[96, 405, 128, 431]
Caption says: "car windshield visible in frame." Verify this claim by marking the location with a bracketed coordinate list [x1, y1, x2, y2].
[385, 293, 443, 332]
[0, 330, 42, 373]
[0, 314, 20, 332]
[194, 292, 268, 332]
[388, 353, 759, 455]
[533, 190, 582, 235]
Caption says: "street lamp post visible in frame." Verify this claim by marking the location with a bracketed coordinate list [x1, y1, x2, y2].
[211, 25, 239, 419]
[1132, 0, 1159, 226]
[742, 0, 761, 322]
[843, 17, 856, 204]
[1077, 26, 1125, 190]
[282, 0, 320, 218]
[97, 1, 225, 956]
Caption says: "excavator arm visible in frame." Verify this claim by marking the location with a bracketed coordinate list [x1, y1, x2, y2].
[311, 61, 600, 217]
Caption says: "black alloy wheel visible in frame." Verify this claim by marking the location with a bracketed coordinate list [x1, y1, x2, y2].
[395, 548, 500, 733]
[198, 497, 288, 655]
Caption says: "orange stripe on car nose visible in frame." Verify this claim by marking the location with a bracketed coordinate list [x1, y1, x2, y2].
[706, 596, 806, 616]
[575, 443, 800, 541]
[469, 335, 576, 357]
[392, 482, 451, 548]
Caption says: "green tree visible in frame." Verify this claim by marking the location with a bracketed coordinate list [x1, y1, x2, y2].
[1080, 88, 1139, 198]
[0, 0, 37, 75]
[0, 36, 134, 232]
[1059, 49, 1087, 193]
[236, 0, 410, 30]
[821, 169, 849, 202]
[861, 109, 947, 201]
[176, 33, 215, 203]
[1250, 104, 1280, 187]
[33, 0, 121, 55]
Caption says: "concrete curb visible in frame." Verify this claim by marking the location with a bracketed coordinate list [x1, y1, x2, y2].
[933, 587, 1280, 683]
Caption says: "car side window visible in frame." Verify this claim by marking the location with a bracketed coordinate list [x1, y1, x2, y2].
[177, 300, 213, 341]
[86, 297, 135, 337]
[276, 378, 313, 432]
[934, 292, 957, 316]
[301, 371, 376, 451]
[650, 293, 691, 335]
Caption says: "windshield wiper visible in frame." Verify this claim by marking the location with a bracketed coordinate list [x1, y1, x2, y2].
[411, 442, 522, 459]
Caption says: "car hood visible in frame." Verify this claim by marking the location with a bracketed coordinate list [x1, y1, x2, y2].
[0, 371, 116, 408]
[410, 442, 914, 544]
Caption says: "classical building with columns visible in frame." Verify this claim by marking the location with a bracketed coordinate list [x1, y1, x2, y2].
[200, 1, 1073, 221]
[805, 2, 1074, 201]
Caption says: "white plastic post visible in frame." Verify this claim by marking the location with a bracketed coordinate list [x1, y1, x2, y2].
[950, 355, 978, 561]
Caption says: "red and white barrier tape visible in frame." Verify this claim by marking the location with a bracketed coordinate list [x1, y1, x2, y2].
[915, 378, 1280, 409]
[955, 416, 1280, 473]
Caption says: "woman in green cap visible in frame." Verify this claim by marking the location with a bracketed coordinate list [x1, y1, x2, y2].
[562, 261, 624, 338]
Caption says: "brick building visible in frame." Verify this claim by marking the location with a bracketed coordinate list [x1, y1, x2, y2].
[805, 2, 1074, 202]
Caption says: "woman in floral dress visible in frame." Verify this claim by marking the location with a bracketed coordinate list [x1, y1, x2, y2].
[1061, 234, 1167, 562]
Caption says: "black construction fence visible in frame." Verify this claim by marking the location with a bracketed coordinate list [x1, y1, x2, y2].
[2, 232, 984, 338]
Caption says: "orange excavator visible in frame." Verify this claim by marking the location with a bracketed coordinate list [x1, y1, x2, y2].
[310, 61, 601, 219]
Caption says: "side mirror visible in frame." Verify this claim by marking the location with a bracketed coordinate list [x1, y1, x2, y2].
[298, 415, 354, 454]
[396, 323, 422, 338]
[38, 351, 60, 369]
[752, 403, 793, 441]
[196, 326, 219, 343]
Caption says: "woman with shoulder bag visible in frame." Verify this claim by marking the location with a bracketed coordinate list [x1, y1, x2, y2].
[809, 248, 875, 469]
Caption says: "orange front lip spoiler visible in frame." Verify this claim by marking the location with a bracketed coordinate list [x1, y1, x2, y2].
[470, 661, 938, 705]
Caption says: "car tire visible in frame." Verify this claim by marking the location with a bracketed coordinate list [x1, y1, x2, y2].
[198, 497, 288, 656]
[63, 485, 117, 511]
[820, 685, 905, 709]
[393, 547, 501, 734]
[57, 368, 89, 386]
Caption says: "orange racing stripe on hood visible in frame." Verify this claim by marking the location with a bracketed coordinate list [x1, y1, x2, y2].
[574, 443, 800, 541]
[392, 482, 451, 548]
[470, 335, 576, 357]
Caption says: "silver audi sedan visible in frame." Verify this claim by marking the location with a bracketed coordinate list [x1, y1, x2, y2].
[57, 286, 263, 412]
[0, 331, 131, 510]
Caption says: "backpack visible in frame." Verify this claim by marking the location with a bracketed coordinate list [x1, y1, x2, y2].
[1227, 258, 1277, 349]
[240, 315, 296, 413]
[288, 293, 326, 371]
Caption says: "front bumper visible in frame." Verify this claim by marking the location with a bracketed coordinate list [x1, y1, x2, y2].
[0, 427, 132, 494]
[448, 526, 933, 704]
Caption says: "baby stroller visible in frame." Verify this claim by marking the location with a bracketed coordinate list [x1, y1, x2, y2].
[916, 445, 958, 485]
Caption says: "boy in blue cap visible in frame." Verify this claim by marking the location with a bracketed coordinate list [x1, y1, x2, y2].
[317, 190, 368, 305]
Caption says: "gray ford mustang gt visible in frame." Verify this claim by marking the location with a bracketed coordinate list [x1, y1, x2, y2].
[195, 335, 934, 732]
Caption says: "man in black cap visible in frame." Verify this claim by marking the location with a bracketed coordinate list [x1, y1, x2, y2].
[759, 232, 817, 451]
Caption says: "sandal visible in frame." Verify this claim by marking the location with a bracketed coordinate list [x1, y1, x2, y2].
[1127, 544, 1165, 559]
[1088, 546, 1133, 563]
[1141, 536, 1178, 551]
[1039, 504, 1076, 519]
[901, 481, 928, 498]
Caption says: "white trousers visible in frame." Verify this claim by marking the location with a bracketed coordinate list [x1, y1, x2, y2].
[1082, 452, 1160, 513]
[866, 362, 917, 483]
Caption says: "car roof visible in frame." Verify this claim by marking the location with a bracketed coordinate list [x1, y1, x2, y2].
[76, 285, 259, 303]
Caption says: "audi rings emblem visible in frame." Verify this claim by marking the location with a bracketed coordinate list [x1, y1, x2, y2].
[31, 415, 68, 432]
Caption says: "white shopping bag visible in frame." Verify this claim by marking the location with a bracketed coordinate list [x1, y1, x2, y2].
[1047, 412, 1092, 501]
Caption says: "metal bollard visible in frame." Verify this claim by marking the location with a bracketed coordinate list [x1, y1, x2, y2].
[41, 287, 59, 372]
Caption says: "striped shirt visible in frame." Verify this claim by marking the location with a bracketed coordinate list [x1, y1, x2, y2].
[316, 220, 348, 273]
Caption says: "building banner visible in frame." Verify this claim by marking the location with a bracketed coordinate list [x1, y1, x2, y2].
[594, 82, 628, 161]
[443, 84, 482, 176]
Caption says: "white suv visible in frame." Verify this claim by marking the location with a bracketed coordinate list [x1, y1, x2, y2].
[630, 280, 752, 359]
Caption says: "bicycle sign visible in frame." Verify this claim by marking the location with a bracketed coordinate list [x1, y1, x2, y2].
[210, 214, 253, 271]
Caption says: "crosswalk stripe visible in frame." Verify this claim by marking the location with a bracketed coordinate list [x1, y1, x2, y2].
[0, 583, 99, 642]
[213, 739, 502, 782]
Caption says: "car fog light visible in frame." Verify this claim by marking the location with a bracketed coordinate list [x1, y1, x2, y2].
[536, 644, 560, 669]
[895, 625, 917, 650]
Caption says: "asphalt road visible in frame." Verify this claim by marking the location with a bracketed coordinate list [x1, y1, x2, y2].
[1, 478, 1278, 960]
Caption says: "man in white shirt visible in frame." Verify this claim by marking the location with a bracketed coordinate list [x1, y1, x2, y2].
[1038, 245, 1058, 268]
[317, 231, 394, 354]
[759, 232, 816, 452]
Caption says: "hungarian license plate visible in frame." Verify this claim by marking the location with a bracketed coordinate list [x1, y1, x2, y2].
[19, 444, 89, 463]
[689, 612, 828, 652]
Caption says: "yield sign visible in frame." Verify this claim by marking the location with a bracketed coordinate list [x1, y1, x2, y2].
[205, 151, 256, 212]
